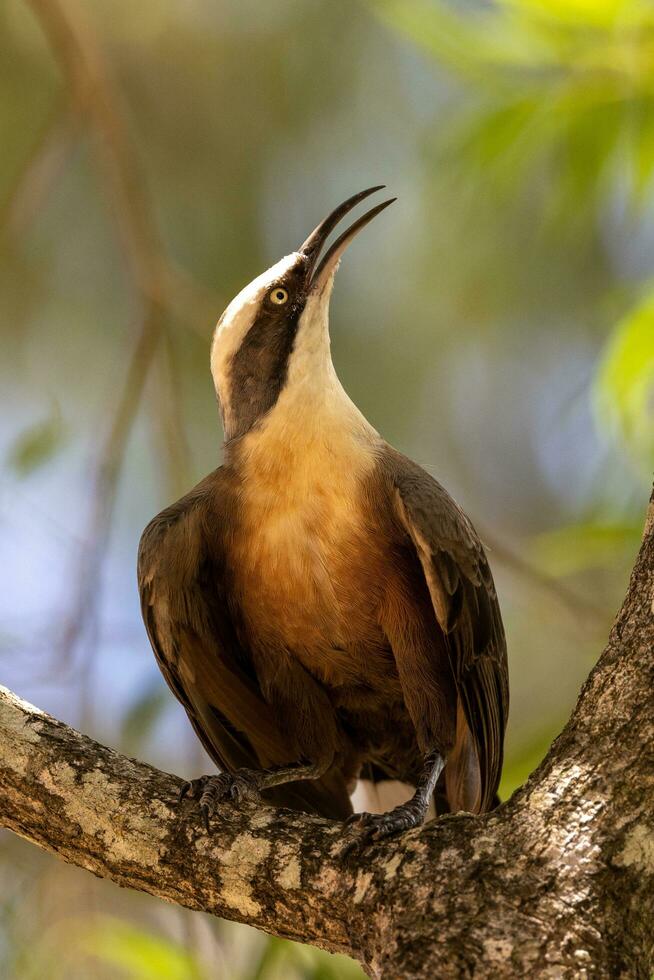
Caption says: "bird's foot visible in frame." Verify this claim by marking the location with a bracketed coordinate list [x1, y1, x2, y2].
[178, 770, 263, 830]
[342, 800, 427, 858]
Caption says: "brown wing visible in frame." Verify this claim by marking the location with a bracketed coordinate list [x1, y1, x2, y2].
[387, 449, 509, 813]
[137, 469, 351, 820]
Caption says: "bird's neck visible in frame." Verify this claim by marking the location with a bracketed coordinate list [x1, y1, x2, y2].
[226, 388, 380, 544]
[224, 338, 381, 511]
[226, 359, 378, 469]
[224, 290, 379, 469]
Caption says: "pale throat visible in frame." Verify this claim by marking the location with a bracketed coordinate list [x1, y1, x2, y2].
[243, 291, 378, 469]
[217, 274, 378, 457]
[239, 343, 378, 567]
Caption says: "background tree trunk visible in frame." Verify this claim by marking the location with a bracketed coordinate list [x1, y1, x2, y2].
[1, 493, 653, 979]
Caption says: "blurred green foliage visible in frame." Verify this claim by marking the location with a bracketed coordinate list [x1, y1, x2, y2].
[371, 0, 654, 467]
[2, 0, 653, 977]
[79, 919, 362, 980]
[595, 288, 654, 468]
[81, 920, 206, 980]
[6, 403, 66, 477]
[531, 519, 642, 575]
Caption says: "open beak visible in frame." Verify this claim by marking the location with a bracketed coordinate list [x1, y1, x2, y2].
[300, 186, 396, 294]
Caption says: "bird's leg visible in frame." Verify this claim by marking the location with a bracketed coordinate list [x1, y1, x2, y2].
[179, 761, 325, 830]
[344, 750, 444, 851]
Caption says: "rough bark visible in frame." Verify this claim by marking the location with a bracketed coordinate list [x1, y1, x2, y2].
[1, 495, 653, 978]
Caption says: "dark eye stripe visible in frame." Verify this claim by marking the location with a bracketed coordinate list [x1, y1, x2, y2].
[226, 294, 305, 438]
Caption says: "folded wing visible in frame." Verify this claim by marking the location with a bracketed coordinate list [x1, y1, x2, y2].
[388, 450, 509, 813]
[137, 470, 352, 820]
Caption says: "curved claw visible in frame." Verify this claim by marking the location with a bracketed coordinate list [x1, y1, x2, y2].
[178, 774, 212, 802]
[177, 771, 264, 832]
[340, 802, 427, 860]
[367, 815, 404, 842]
[344, 810, 373, 828]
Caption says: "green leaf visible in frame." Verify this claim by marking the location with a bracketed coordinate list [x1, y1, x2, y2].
[594, 289, 654, 465]
[6, 406, 66, 476]
[373, 0, 654, 217]
[499, 0, 651, 30]
[80, 918, 206, 980]
[629, 100, 654, 200]
[530, 522, 642, 576]
[366, 0, 517, 81]
[446, 95, 546, 178]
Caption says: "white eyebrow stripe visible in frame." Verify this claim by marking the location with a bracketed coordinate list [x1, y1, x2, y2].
[210, 252, 301, 429]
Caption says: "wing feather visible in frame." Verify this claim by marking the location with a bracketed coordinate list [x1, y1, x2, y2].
[138, 469, 351, 819]
[388, 450, 509, 812]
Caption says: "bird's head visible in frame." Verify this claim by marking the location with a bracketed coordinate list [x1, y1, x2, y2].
[211, 186, 395, 442]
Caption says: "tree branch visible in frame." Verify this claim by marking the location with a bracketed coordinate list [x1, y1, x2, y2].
[21, 0, 220, 673]
[0, 684, 363, 960]
[2, 491, 653, 978]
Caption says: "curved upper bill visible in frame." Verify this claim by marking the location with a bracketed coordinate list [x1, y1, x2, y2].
[299, 186, 396, 292]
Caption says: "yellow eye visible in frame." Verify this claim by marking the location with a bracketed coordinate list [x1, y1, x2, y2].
[269, 287, 289, 305]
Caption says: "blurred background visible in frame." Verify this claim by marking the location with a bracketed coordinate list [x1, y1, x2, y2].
[1, 0, 653, 976]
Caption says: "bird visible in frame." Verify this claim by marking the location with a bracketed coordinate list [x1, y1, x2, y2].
[138, 186, 509, 844]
